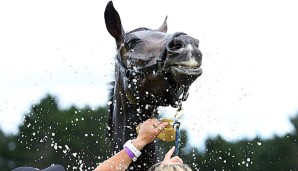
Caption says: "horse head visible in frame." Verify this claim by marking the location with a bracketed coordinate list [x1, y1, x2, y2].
[105, 1, 202, 108]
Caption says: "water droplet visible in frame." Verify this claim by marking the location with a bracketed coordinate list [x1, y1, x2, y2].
[53, 143, 58, 150]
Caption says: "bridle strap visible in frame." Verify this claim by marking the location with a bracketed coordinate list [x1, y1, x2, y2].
[114, 35, 189, 107]
[174, 120, 181, 156]
[115, 47, 167, 80]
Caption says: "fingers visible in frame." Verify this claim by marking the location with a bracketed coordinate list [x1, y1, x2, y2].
[159, 122, 169, 129]
[162, 147, 184, 165]
[170, 156, 183, 164]
[152, 123, 158, 128]
[164, 146, 175, 160]
[138, 118, 169, 140]
[145, 118, 159, 126]
[142, 119, 168, 131]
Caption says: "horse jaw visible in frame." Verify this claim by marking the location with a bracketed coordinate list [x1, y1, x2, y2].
[169, 65, 202, 85]
[166, 51, 203, 85]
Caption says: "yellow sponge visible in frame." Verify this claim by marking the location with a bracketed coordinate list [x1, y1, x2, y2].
[136, 118, 176, 142]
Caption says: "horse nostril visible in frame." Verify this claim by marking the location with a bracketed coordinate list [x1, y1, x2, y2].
[168, 38, 183, 51]
[194, 40, 199, 48]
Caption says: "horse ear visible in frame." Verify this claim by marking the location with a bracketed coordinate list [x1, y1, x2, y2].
[104, 1, 125, 42]
[157, 16, 168, 33]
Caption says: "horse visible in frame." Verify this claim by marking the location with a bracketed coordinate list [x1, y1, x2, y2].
[104, 1, 202, 170]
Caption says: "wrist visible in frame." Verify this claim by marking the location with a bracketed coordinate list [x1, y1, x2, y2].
[124, 140, 142, 161]
[132, 137, 147, 150]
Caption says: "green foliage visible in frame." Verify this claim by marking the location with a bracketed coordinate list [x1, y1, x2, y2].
[0, 94, 298, 171]
[1, 94, 111, 171]
[0, 130, 18, 170]
[178, 127, 298, 170]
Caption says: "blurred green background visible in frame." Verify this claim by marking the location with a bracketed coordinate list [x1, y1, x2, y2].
[1, 95, 297, 170]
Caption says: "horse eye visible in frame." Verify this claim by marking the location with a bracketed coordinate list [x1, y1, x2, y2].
[125, 38, 141, 50]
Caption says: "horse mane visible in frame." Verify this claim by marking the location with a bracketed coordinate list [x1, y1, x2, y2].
[107, 80, 114, 138]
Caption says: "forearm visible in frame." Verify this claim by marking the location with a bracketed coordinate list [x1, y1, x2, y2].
[94, 119, 166, 171]
[94, 150, 132, 171]
[94, 139, 146, 171]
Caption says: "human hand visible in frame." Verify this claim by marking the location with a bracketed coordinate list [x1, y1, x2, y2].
[161, 146, 183, 165]
[133, 118, 168, 150]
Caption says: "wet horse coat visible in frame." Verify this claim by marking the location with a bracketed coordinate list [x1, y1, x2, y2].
[104, 1, 202, 170]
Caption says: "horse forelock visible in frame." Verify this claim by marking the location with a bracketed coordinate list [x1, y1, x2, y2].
[127, 27, 151, 34]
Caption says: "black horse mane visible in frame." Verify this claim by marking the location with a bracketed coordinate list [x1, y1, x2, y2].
[107, 80, 115, 138]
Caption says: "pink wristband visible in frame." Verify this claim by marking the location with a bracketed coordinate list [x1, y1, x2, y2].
[124, 147, 137, 162]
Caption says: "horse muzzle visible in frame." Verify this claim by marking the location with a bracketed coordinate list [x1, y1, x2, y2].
[164, 33, 203, 85]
